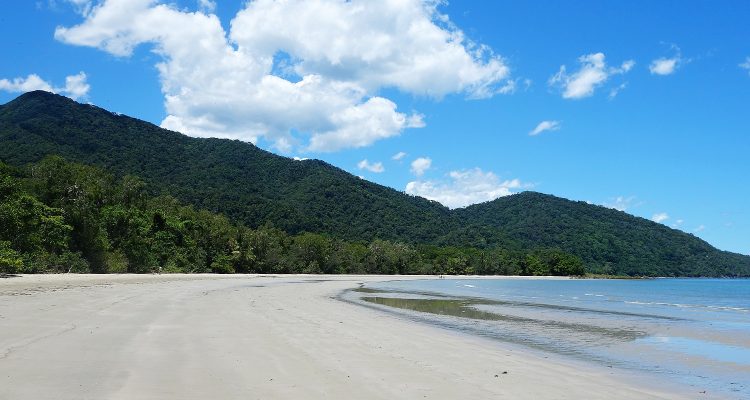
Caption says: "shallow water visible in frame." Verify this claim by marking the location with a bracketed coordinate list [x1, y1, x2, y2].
[347, 278, 750, 399]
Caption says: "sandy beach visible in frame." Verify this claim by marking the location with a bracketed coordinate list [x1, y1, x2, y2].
[0, 274, 695, 399]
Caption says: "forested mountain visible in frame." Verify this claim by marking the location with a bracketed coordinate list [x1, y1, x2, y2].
[1, 91, 748, 276]
[0, 91, 455, 243]
[455, 193, 748, 276]
[1, 157, 583, 276]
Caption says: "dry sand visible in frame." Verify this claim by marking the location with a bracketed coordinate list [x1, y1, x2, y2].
[0, 274, 694, 399]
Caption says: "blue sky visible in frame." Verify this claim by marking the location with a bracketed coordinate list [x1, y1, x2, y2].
[1, 1, 749, 254]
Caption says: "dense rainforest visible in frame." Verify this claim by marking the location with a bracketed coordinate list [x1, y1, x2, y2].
[1, 91, 748, 276]
[0, 157, 584, 276]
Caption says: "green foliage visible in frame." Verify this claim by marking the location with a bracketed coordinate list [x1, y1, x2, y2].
[0, 157, 591, 276]
[0, 240, 23, 274]
[0, 91, 453, 246]
[1, 91, 748, 277]
[0, 175, 71, 255]
[23, 251, 90, 274]
[455, 192, 748, 277]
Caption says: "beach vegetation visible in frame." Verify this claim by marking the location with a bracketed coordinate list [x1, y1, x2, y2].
[1, 91, 748, 276]
[0, 157, 587, 276]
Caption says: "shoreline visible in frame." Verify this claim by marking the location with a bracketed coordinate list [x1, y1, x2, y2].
[345, 278, 749, 398]
[1, 274, 704, 399]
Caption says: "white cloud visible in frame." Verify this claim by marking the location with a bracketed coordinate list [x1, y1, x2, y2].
[649, 58, 678, 75]
[652, 212, 669, 223]
[0, 74, 53, 93]
[410, 157, 432, 176]
[55, 0, 512, 153]
[306, 97, 425, 152]
[650, 45, 687, 76]
[529, 120, 561, 136]
[549, 53, 634, 99]
[357, 159, 384, 173]
[62, 72, 91, 99]
[608, 82, 628, 99]
[63, 0, 94, 15]
[497, 79, 517, 95]
[740, 57, 750, 75]
[0, 72, 90, 100]
[391, 151, 407, 161]
[405, 168, 527, 209]
[197, 0, 216, 14]
[694, 225, 706, 233]
[619, 60, 636, 73]
[603, 196, 638, 212]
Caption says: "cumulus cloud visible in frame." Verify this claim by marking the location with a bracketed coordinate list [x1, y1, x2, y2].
[62, 72, 91, 99]
[0, 74, 53, 93]
[603, 196, 639, 212]
[529, 120, 561, 136]
[740, 57, 750, 75]
[649, 58, 678, 75]
[357, 159, 384, 173]
[652, 212, 669, 223]
[410, 157, 432, 176]
[405, 168, 527, 209]
[650, 45, 687, 76]
[549, 53, 634, 99]
[197, 0, 216, 14]
[693, 225, 706, 233]
[306, 97, 425, 152]
[0, 72, 90, 100]
[55, 0, 513, 153]
[392, 151, 407, 161]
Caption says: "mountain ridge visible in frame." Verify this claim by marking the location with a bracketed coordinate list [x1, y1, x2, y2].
[2, 91, 748, 276]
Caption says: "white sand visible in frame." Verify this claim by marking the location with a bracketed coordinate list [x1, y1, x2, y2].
[0, 274, 697, 399]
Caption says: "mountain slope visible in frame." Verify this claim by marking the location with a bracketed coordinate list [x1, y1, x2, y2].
[455, 193, 748, 276]
[1, 91, 748, 276]
[0, 91, 456, 243]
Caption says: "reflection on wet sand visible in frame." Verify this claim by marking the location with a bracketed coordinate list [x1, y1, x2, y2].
[345, 279, 750, 398]
[361, 295, 645, 341]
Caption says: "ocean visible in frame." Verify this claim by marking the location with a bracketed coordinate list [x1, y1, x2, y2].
[346, 278, 750, 398]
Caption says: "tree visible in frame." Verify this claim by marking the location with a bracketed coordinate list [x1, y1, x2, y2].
[0, 241, 22, 274]
[292, 233, 331, 273]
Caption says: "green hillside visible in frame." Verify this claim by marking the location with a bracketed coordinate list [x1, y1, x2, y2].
[0, 157, 583, 276]
[455, 193, 748, 276]
[0, 91, 455, 243]
[1, 91, 748, 276]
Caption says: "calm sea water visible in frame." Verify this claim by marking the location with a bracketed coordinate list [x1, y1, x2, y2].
[348, 278, 750, 398]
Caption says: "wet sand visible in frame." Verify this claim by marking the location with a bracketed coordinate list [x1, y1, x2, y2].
[0, 274, 696, 399]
